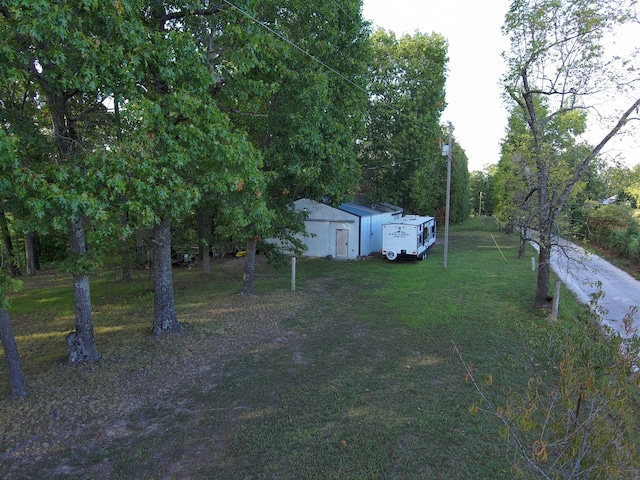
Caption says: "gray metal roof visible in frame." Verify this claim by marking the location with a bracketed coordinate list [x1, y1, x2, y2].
[338, 201, 402, 218]
[376, 202, 404, 213]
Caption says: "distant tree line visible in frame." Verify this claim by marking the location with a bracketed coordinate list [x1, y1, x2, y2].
[358, 28, 470, 223]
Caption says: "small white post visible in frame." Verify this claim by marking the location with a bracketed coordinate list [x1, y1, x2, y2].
[291, 256, 296, 291]
[531, 257, 536, 271]
[551, 280, 561, 320]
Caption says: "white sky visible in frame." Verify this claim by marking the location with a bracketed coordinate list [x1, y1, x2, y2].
[361, 0, 639, 172]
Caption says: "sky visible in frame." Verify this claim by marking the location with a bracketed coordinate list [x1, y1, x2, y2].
[361, 0, 639, 172]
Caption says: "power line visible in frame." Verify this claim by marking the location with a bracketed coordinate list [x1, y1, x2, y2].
[220, 0, 441, 135]
[332, 0, 355, 23]
[363, 156, 429, 170]
[220, 0, 367, 95]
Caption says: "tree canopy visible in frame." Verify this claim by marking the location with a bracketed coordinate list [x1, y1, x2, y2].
[359, 28, 449, 215]
[0, 1, 375, 356]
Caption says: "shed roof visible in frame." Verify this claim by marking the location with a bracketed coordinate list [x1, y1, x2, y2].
[376, 202, 404, 213]
[338, 201, 402, 218]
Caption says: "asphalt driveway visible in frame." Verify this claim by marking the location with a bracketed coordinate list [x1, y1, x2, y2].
[548, 237, 640, 337]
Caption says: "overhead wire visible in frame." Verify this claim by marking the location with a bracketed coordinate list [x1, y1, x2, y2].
[332, 0, 356, 23]
[220, 0, 367, 96]
[363, 156, 428, 170]
[219, 0, 444, 139]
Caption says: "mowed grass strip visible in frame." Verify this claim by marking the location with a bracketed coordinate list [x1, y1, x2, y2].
[1, 222, 582, 479]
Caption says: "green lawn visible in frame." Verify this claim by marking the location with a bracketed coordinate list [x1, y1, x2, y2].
[0, 219, 635, 479]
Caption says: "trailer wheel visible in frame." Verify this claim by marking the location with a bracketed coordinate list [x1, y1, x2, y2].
[386, 250, 397, 261]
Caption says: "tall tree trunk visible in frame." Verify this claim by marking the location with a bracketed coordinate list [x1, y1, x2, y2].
[0, 306, 28, 398]
[120, 211, 131, 282]
[196, 207, 211, 275]
[66, 219, 101, 363]
[24, 232, 38, 276]
[136, 229, 148, 267]
[196, 207, 205, 262]
[42, 87, 100, 360]
[533, 243, 552, 308]
[518, 227, 527, 260]
[241, 237, 257, 296]
[201, 240, 211, 275]
[121, 244, 131, 282]
[0, 210, 20, 277]
[152, 217, 181, 335]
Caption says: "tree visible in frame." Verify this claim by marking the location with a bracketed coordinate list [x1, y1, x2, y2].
[469, 167, 496, 217]
[457, 303, 640, 478]
[0, 128, 28, 398]
[106, 3, 273, 321]
[449, 140, 471, 223]
[0, 74, 51, 277]
[495, 105, 541, 258]
[213, 0, 370, 291]
[501, 0, 640, 308]
[114, 92, 266, 330]
[623, 164, 640, 208]
[0, 0, 147, 361]
[2, 0, 276, 337]
[359, 29, 448, 215]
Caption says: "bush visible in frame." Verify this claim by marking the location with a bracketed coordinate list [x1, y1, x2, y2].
[458, 298, 640, 479]
[585, 204, 639, 260]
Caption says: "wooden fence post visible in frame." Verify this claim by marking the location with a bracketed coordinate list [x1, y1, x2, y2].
[291, 257, 296, 292]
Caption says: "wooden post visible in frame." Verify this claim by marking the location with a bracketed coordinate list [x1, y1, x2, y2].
[551, 280, 561, 320]
[291, 257, 296, 292]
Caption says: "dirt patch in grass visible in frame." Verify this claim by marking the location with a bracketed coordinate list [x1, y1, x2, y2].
[1, 256, 315, 479]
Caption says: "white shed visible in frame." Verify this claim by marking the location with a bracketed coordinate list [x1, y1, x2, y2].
[288, 198, 402, 259]
[338, 201, 404, 256]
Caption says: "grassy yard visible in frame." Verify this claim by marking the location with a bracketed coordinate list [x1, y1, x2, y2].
[0, 219, 628, 479]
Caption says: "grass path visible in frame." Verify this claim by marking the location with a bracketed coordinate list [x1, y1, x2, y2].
[0, 224, 594, 478]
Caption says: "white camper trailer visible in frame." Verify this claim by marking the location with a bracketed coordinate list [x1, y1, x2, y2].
[381, 215, 436, 261]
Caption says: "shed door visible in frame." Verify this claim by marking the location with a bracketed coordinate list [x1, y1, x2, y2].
[336, 229, 349, 259]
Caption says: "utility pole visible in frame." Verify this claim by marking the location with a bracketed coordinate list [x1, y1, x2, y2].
[443, 122, 452, 268]
[479, 191, 483, 217]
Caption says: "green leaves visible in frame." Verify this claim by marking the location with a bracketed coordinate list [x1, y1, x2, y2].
[360, 28, 448, 214]
[499, 0, 638, 273]
[0, 0, 375, 264]
[210, 0, 370, 243]
[0, 276, 22, 310]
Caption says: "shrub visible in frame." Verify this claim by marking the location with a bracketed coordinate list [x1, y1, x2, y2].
[457, 297, 640, 479]
[585, 204, 639, 259]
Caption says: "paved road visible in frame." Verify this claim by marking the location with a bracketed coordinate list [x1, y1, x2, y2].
[547, 238, 640, 337]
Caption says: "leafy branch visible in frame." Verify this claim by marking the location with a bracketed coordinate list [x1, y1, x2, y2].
[452, 341, 553, 480]
[453, 301, 640, 479]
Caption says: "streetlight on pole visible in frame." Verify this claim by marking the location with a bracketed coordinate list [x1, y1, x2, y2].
[443, 122, 452, 268]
